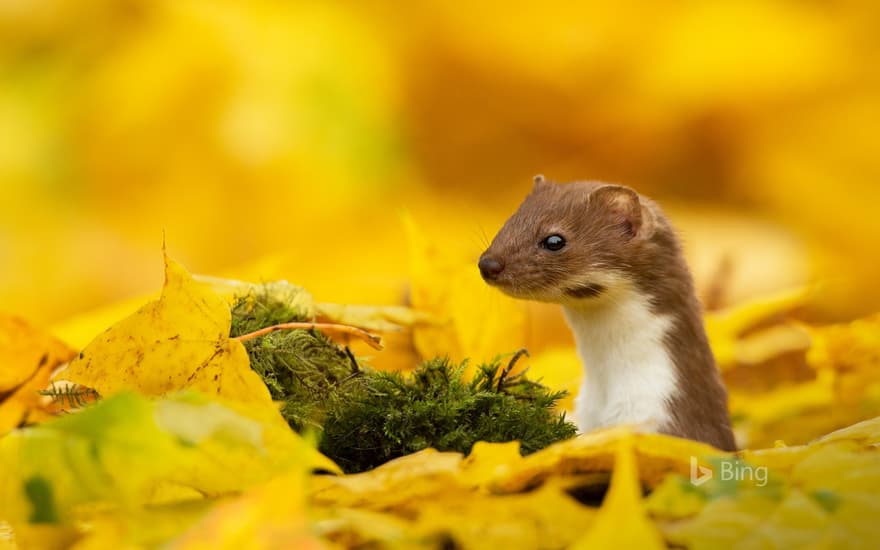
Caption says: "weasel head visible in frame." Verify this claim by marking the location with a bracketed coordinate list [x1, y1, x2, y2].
[478, 176, 659, 305]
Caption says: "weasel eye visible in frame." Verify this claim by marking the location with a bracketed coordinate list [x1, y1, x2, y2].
[541, 234, 566, 251]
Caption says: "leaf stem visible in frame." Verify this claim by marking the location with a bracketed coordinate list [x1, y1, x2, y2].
[233, 322, 384, 350]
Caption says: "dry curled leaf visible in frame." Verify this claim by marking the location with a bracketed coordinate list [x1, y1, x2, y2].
[0, 314, 76, 435]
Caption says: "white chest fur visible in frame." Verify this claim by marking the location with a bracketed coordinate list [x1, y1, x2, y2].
[563, 287, 679, 434]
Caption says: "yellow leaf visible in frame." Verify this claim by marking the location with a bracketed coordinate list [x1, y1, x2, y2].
[729, 312, 880, 447]
[812, 416, 880, 448]
[68, 500, 218, 550]
[61, 255, 272, 408]
[662, 436, 880, 549]
[315, 302, 433, 333]
[215, 398, 341, 477]
[169, 471, 323, 550]
[790, 441, 880, 495]
[403, 214, 528, 367]
[447, 266, 528, 367]
[314, 302, 431, 372]
[458, 441, 523, 487]
[570, 434, 665, 549]
[403, 212, 465, 362]
[1, 392, 337, 547]
[311, 442, 596, 549]
[0, 314, 76, 435]
[311, 449, 463, 511]
[706, 285, 812, 370]
[663, 460, 880, 550]
[807, 314, 880, 376]
[192, 276, 316, 319]
[311, 507, 415, 549]
[644, 474, 708, 519]
[738, 443, 811, 477]
[493, 426, 730, 493]
[51, 277, 312, 353]
[663, 490, 820, 550]
[0, 523, 12, 550]
[729, 370, 836, 428]
[413, 483, 596, 549]
[4, 524, 79, 550]
[524, 347, 582, 414]
[1, 394, 263, 523]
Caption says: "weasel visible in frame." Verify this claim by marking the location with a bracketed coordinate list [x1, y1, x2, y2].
[478, 176, 736, 451]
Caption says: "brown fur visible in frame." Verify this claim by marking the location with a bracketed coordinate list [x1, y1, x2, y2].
[480, 177, 736, 451]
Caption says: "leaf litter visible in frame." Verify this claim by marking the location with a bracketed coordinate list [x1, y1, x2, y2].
[1, 253, 880, 549]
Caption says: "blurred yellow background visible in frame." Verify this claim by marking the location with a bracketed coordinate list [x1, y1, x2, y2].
[1, 0, 878, 328]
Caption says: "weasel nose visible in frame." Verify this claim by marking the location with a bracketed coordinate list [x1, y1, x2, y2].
[478, 256, 505, 280]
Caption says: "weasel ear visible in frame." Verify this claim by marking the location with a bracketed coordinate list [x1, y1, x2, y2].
[532, 174, 549, 189]
[590, 185, 648, 239]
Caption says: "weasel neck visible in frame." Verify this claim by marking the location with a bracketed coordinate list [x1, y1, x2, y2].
[562, 287, 679, 434]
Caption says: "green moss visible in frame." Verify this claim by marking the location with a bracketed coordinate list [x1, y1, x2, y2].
[230, 290, 577, 473]
[320, 356, 577, 473]
[230, 291, 353, 431]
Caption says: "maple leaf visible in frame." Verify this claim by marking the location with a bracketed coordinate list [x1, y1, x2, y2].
[57, 254, 341, 477]
[62, 254, 271, 407]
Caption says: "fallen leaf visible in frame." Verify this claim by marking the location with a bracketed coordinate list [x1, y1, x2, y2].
[492, 426, 730, 493]
[315, 302, 433, 333]
[311, 449, 464, 511]
[0, 391, 340, 548]
[570, 433, 666, 549]
[812, 416, 880, 448]
[522, 347, 582, 414]
[312, 507, 415, 549]
[0, 314, 76, 435]
[192, 276, 316, 320]
[414, 483, 596, 549]
[656, 432, 880, 549]
[706, 285, 812, 371]
[62, 255, 272, 407]
[168, 471, 323, 550]
[458, 441, 524, 487]
[403, 214, 529, 368]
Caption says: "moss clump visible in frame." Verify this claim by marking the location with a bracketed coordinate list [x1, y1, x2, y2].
[321, 356, 577, 473]
[230, 290, 577, 473]
[230, 292, 354, 431]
